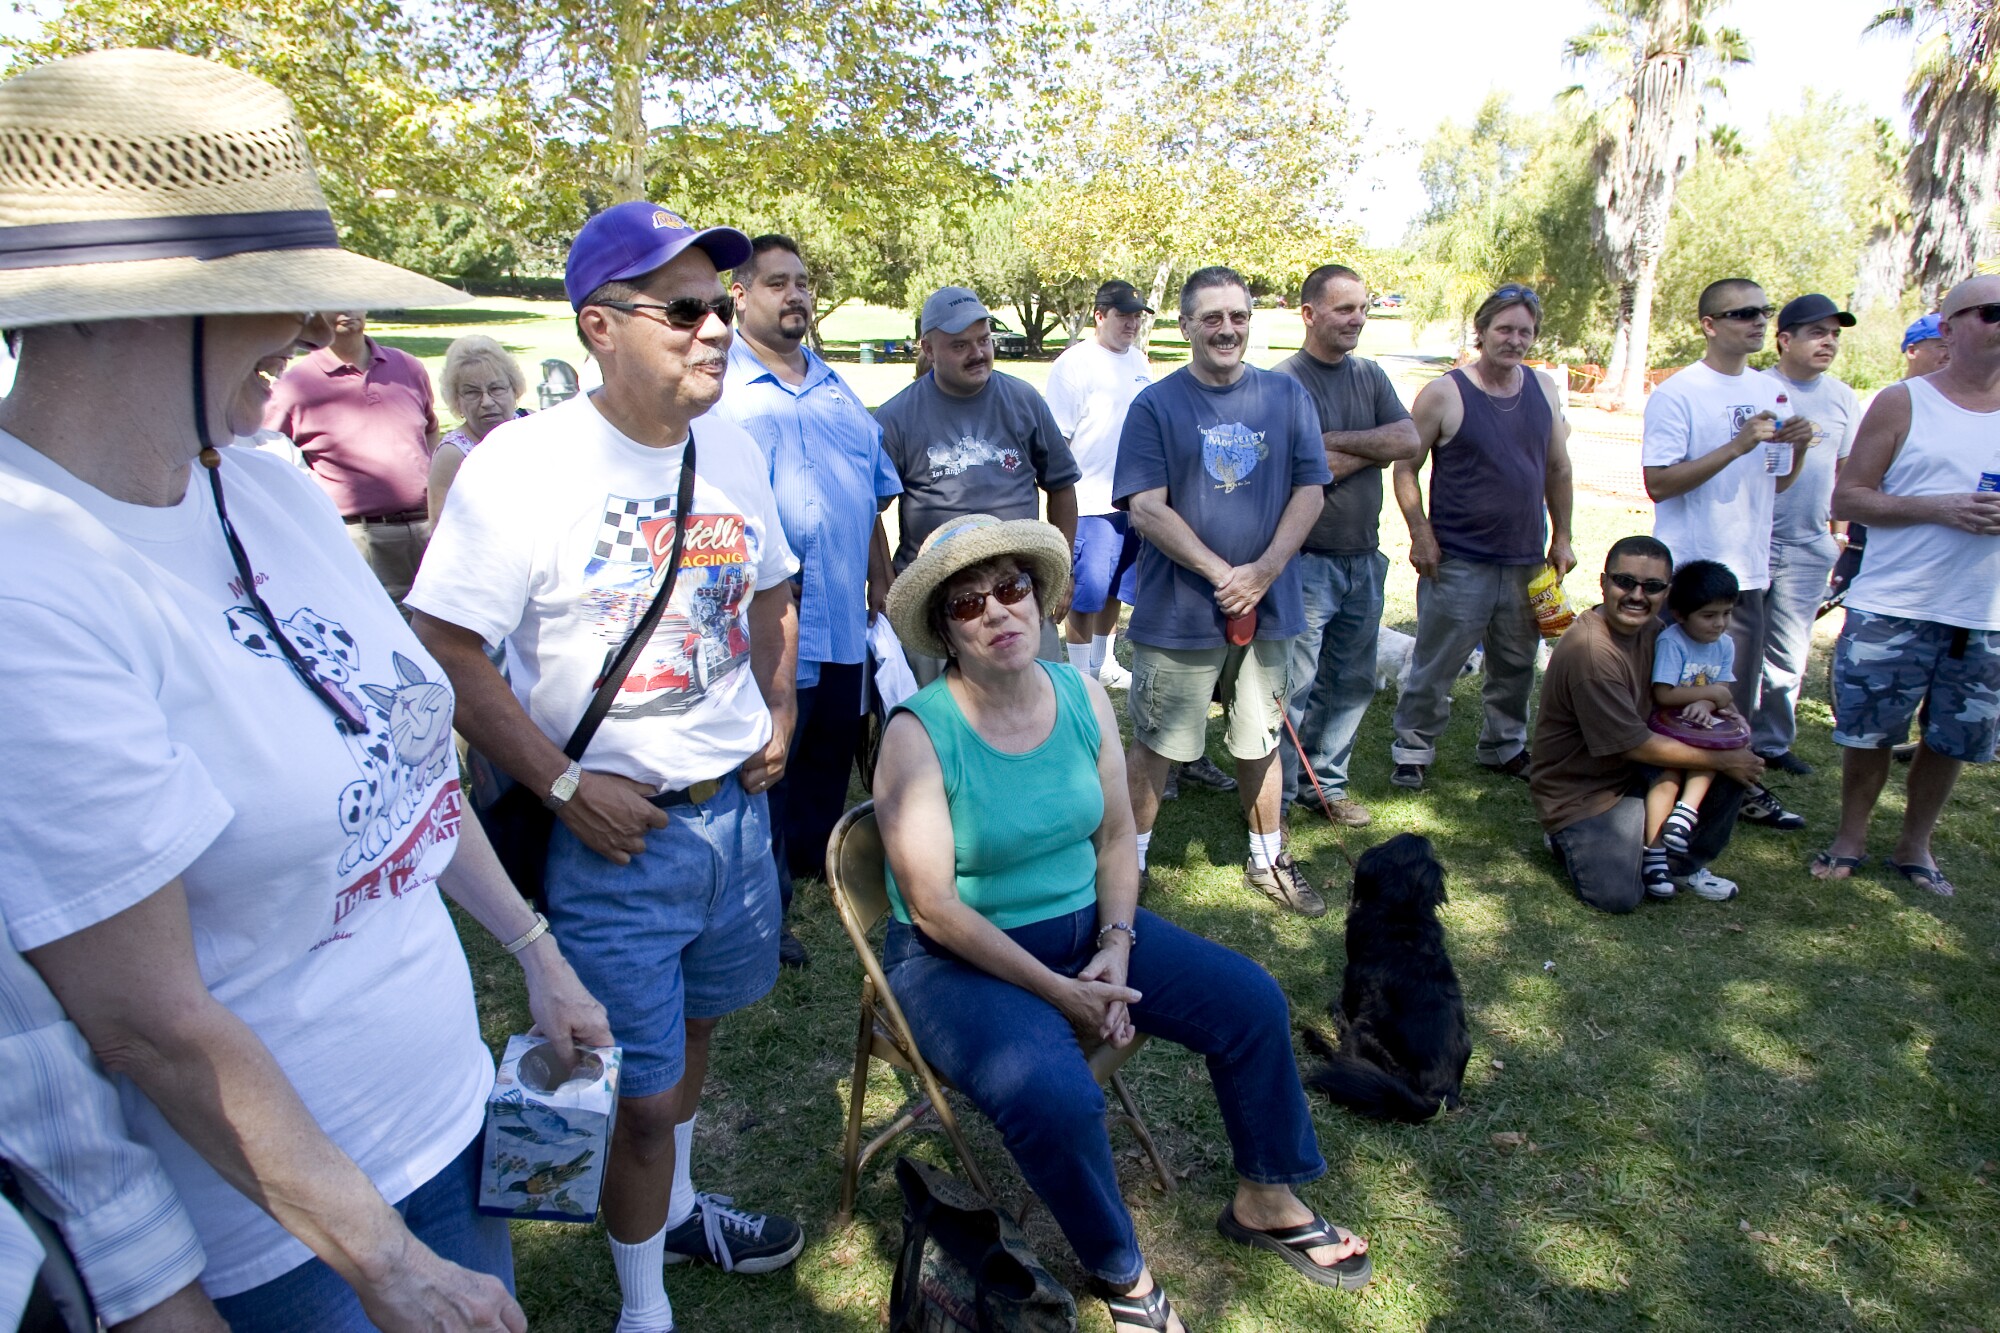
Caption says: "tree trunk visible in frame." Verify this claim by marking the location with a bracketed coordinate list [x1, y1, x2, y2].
[609, 0, 651, 203]
[1603, 280, 1635, 400]
[1852, 224, 1910, 311]
[1615, 265, 1658, 408]
[1140, 256, 1174, 351]
[1905, 78, 2000, 307]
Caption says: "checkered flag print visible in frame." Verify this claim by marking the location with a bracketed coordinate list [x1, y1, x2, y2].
[592, 493, 676, 564]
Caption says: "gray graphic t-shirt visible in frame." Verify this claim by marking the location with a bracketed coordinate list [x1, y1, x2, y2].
[1275, 350, 1410, 555]
[877, 371, 1080, 569]
[1764, 368, 1859, 546]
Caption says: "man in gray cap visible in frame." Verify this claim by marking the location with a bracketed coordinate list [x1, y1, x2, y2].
[877, 285, 1080, 680]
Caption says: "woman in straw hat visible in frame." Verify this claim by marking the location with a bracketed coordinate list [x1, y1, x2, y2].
[0, 50, 607, 1330]
[874, 515, 1371, 1332]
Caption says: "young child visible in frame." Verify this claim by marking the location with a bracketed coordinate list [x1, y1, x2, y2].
[1644, 560, 1749, 897]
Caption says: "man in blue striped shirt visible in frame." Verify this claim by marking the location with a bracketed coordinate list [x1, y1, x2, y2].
[720, 235, 901, 966]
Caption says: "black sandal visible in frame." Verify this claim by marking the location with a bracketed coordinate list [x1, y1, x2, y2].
[1090, 1277, 1176, 1331]
[1216, 1202, 1372, 1290]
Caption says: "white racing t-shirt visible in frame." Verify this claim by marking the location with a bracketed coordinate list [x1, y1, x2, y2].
[408, 394, 799, 791]
[0, 434, 491, 1298]
[1641, 360, 1788, 589]
[1043, 340, 1153, 516]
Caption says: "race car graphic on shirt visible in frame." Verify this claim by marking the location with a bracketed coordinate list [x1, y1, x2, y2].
[582, 492, 753, 718]
[1201, 421, 1268, 492]
[926, 435, 1023, 480]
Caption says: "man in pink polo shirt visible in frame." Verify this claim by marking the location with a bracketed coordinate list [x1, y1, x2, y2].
[265, 310, 441, 602]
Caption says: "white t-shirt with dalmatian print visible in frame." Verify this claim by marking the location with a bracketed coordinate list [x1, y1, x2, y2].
[409, 393, 799, 792]
[0, 432, 490, 1298]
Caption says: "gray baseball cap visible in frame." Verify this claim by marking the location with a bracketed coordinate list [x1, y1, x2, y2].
[920, 286, 992, 336]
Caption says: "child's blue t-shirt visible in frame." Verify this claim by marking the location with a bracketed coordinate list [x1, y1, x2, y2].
[1652, 622, 1735, 688]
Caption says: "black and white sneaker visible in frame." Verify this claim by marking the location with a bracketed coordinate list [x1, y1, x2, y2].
[662, 1193, 804, 1274]
[1739, 783, 1806, 831]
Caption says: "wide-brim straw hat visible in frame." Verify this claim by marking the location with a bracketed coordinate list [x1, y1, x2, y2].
[0, 48, 466, 327]
[887, 513, 1073, 659]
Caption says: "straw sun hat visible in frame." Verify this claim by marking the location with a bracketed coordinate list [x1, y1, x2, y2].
[886, 513, 1073, 659]
[0, 48, 465, 327]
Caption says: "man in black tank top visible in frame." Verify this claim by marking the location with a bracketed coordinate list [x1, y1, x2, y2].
[1387, 285, 1575, 790]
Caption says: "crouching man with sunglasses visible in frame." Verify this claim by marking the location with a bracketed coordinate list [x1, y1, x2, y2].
[410, 204, 806, 1332]
[1530, 537, 1767, 913]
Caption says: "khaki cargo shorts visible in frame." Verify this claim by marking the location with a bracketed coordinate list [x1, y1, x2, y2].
[1128, 639, 1290, 764]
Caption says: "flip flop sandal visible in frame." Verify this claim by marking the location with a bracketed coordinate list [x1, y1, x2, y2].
[1216, 1203, 1372, 1291]
[1809, 850, 1867, 879]
[1090, 1278, 1176, 1332]
[1887, 860, 1955, 897]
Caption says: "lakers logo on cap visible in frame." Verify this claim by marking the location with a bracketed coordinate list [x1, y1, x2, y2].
[651, 208, 687, 230]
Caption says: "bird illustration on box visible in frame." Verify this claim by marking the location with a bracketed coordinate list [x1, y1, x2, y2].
[505, 1149, 596, 1201]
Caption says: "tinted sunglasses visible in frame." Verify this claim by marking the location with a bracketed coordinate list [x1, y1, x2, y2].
[1950, 302, 2000, 325]
[1607, 572, 1669, 596]
[1707, 305, 1776, 322]
[595, 294, 735, 330]
[944, 571, 1035, 621]
[1491, 283, 1541, 309]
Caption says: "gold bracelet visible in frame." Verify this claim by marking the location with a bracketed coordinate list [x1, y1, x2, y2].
[501, 912, 551, 956]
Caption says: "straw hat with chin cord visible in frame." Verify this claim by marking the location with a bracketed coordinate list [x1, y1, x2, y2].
[0, 47, 466, 326]
[886, 513, 1073, 659]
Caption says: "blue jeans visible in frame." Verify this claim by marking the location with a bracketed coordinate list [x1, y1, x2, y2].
[1283, 550, 1388, 803]
[1546, 778, 1744, 914]
[213, 1138, 510, 1330]
[1751, 536, 1838, 755]
[884, 904, 1324, 1285]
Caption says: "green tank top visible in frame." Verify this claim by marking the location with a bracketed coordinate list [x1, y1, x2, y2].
[884, 661, 1105, 930]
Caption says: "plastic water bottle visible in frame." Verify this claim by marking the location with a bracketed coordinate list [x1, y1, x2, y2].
[1764, 393, 1793, 477]
[1979, 443, 2000, 493]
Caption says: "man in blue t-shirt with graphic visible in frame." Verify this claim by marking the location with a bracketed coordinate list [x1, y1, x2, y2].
[1113, 266, 1331, 916]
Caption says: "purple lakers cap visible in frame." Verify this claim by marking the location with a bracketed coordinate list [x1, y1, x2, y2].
[563, 202, 752, 311]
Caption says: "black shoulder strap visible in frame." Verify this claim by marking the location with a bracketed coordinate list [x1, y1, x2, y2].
[560, 432, 699, 759]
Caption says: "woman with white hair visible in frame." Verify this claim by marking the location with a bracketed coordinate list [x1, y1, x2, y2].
[0, 50, 607, 1330]
[427, 334, 528, 524]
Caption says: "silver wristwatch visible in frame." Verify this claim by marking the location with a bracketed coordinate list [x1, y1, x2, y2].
[542, 759, 583, 811]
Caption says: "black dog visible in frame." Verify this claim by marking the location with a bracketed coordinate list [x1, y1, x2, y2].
[1303, 832, 1470, 1122]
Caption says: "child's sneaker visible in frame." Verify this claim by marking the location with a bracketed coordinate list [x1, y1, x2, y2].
[1643, 849, 1676, 899]
[1672, 867, 1739, 902]
[1659, 802, 1699, 855]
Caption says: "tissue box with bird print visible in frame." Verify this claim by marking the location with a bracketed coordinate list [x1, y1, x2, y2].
[477, 1035, 622, 1222]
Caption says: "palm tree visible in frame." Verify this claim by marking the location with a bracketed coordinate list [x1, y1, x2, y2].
[1564, 0, 1748, 407]
[1870, 0, 2000, 306]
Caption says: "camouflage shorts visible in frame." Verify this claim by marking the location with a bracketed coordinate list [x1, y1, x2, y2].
[1831, 610, 2000, 762]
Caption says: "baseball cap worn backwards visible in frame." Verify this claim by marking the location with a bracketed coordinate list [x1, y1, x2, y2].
[1095, 280, 1152, 314]
[1902, 312, 1942, 351]
[564, 202, 753, 311]
[1776, 294, 1855, 332]
[920, 286, 992, 336]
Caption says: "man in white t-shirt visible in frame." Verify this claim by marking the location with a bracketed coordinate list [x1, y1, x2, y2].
[1752, 294, 1860, 775]
[409, 203, 805, 1332]
[1045, 280, 1154, 689]
[1642, 277, 1815, 830]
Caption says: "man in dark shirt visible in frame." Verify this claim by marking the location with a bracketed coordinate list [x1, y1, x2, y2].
[1532, 536, 1764, 911]
[1274, 264, 1419, 828]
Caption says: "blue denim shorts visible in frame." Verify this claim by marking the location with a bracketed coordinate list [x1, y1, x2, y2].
[1070, 513, 1140, 614]
[544, 773, 781, 1099]
[1831, 609, 2000, 762]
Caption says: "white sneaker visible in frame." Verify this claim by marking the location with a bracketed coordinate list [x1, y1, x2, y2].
[1096, 657, 1132, 690]
[1671, 867, 1739, 902]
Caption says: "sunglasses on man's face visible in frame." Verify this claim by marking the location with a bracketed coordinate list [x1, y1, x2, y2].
[595, 294, 736, 331]
[1606, 572, 1669, 596]
[1708, 305, 1776, 323]
[1950, 302, 2000, 325]
[945, 571, 1036, 622]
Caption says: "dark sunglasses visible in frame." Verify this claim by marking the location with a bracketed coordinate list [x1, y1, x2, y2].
[1951, 302, 2000, 325]
[1607, 572, 1669, 596]
[595, 294, 735, 330]
[1490, 283, 1541, 309]
[1707, 304, 1776, 322]
[944, 571, 1036, 622]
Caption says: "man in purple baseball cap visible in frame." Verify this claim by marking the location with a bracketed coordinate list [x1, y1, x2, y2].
[412, 199, 804, 1330]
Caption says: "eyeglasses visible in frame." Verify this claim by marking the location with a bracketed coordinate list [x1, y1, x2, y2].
[594, 295, 735, 330]
[1192, 309, 1252, 330]
[455, 382, 514, 403]
[1607, 572, 1669, 596]
[944, 571, 1036, 622]
[1490, 283, 1542, 309]
[1949, 302, 2000, 325]
[1707, 305, 1776, 322]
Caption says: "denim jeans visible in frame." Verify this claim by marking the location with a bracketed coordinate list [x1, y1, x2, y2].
[1283, 549, 1388, 803]
[1390, 557, 1541, 767]
[1547, 778, 1745, 914]
[1751, 537, 1837, 755]
[884, 904, 1324, 1285]
[212, 1138, 510, 1330]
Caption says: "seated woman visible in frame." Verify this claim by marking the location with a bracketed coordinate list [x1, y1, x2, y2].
[874, 514, 1370, 1332]
[427, 334, 528, 523]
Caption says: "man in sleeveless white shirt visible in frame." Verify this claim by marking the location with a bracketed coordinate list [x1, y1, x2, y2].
[1814, 276, 2000, 898]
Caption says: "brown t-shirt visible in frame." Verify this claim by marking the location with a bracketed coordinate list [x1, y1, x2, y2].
[1530, 607, 1659, 832]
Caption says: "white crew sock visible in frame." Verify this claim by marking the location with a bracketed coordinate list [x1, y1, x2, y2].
[610, 1224, 674, 1332]
[665, 1116, 697, 1229]
[1134, 830, 1152, 871]
[1066, 641, 1094, 672]
[1090, 633, 1113, 673]
[1249, 829, 1284, 870]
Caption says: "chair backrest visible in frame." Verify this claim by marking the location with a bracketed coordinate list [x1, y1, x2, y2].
[540, 358, 580, 399]
[826, 800, 891, 937]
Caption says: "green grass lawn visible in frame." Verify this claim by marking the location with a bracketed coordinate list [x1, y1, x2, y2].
[416, 299, 1999, 1330]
